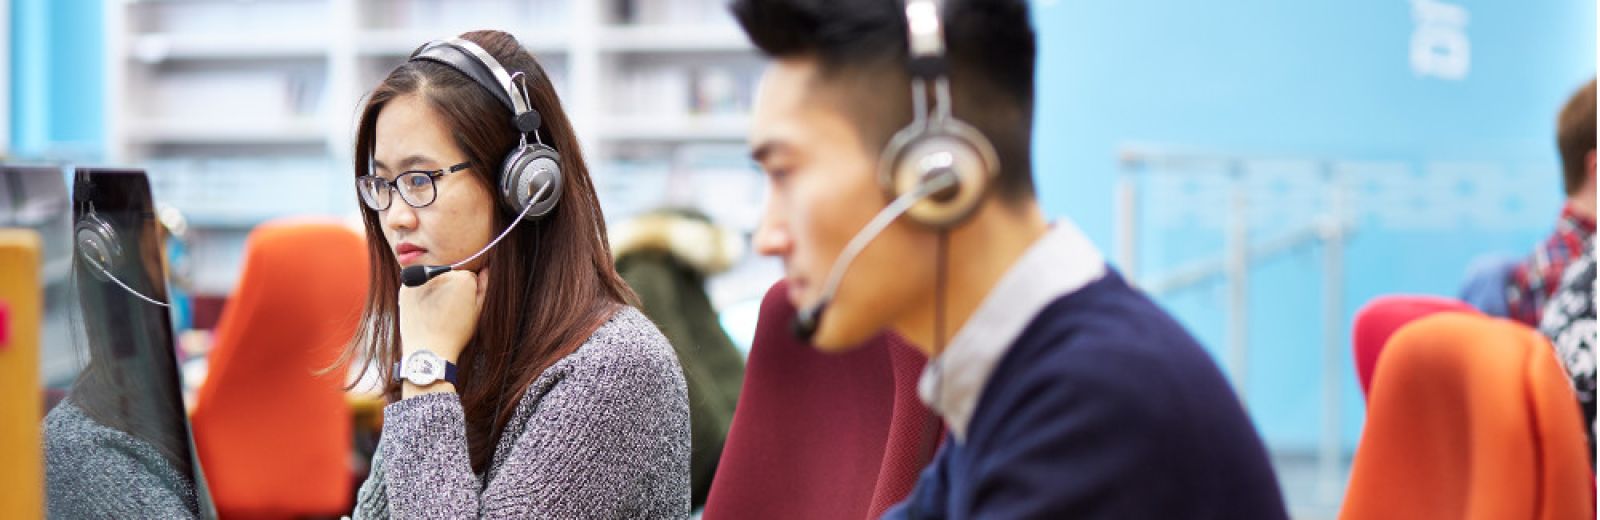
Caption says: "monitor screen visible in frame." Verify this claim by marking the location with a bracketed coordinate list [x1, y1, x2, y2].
[41, 167, 215, 519]
[0, 165, 71, 276]
[1, 165, 78, 386]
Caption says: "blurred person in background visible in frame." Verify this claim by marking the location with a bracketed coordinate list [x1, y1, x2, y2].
[733, 0, 1288, 517]
[341, 30, 689, 518]
[611, 207, 748, 510]
[1537, 239, 1596, 466]
[1484, 79, 1596, 325]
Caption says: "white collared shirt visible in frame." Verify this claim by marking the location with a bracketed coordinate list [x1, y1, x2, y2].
[918, 219, 1108, 441]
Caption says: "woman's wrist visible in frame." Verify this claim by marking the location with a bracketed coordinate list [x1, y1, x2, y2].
[395, 341, 461, 399]
[399, 334, 465, 363]
[401, 381, 458, 399]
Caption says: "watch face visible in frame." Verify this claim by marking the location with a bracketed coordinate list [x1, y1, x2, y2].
[404, 351, 442, 385]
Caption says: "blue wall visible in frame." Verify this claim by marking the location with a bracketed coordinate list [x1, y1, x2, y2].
[1031, 0, 1596, 450]
[10, 0, 104, 158]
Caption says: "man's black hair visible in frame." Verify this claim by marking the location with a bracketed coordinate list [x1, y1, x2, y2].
[732, 0, 1038, 201]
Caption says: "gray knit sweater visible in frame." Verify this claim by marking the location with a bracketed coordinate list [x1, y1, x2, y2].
[42, 398, 200, 519]
[353, 306, 691, 519]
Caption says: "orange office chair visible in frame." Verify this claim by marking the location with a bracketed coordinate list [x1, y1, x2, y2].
[189, 219, 368, 518]
[1341, 313, 1595, 520]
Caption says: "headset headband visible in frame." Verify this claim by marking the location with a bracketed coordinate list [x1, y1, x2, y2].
[410, 37, 541, 133]
[904, 0, 948, 79]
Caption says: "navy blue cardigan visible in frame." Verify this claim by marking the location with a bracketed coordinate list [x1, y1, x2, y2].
[886, 270, 1288, 519]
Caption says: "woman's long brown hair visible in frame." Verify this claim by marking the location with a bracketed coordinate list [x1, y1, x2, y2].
[338, 30, 638, 474]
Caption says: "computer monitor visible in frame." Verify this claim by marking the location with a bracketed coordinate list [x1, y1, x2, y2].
[1, 165, 78, 386]
[0, 165, 71, 286]
[41, 167, 216, 519]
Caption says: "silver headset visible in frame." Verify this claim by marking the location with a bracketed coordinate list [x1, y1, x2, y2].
[792, 0, 1004, 340]
[878, 0, 1000, 229]
[409, 36, 563, 221]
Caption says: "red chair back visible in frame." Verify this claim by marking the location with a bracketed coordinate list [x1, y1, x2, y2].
[703, 281, 941, 519]
[1352, 295, 1477, 398]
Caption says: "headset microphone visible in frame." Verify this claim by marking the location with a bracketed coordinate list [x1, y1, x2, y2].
[792, 168, 958, 341]
[399, 264, 451, 288]
[400, 180, 551, 288]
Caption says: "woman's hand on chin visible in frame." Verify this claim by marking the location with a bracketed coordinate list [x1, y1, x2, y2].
[398, 268, 489, 364]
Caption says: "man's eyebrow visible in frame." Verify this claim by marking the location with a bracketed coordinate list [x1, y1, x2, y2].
[750, 140, 776, 165]
[752, 139, 795, 167]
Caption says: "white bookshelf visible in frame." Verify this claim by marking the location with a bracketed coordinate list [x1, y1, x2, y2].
[123, 117, 326, 145]
[129, 32, 330, 62]
[597, 25, 751, 53]
[106, 0, 767, 294]
[596, 114, 752, 142]
[353, 29, 570, 57]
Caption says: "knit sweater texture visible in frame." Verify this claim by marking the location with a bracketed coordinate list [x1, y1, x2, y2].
[43, 398, 200, 519]
[353, 306, 691, 519]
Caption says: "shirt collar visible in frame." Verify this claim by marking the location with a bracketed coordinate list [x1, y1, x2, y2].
[918, 219, 1108, 441]
[1560, 203, 1597, 235]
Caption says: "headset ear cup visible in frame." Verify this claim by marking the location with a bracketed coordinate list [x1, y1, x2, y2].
[75, 212, 122, 282]
[879, 119, 999, 228]
[500, 143, 564, 220]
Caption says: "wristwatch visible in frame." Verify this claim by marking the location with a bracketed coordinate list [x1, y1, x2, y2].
[393, 350, 458, 386]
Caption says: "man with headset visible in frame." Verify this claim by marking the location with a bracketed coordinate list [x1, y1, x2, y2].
[733, 0, 1288, 516]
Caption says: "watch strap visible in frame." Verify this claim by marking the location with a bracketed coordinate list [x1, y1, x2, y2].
[442, 361, 458, 385]
[392, 354, 460, 385]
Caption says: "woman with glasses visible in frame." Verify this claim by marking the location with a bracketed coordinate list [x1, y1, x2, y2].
[342, 30, 689, 518]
